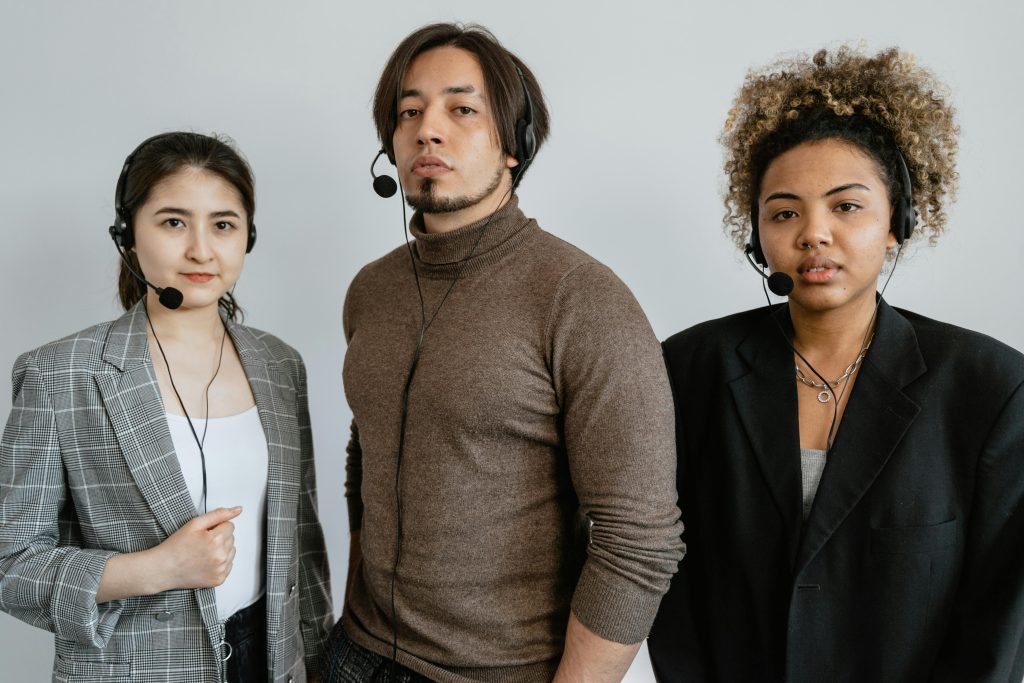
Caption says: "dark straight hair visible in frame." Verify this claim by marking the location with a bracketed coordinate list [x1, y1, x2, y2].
[373, 22, 550, 184]
[115, 132, 254, 321]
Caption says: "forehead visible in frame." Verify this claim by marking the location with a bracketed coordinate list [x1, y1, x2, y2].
[761, 139, 886, 193]
[145, 167, 244, 207]
[403, 46, 487, 95]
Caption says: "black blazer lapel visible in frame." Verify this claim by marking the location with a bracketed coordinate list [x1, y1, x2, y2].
[795, 300, 926, 575]
[95, 303, 196, 539]
[730, 307, 804, 570]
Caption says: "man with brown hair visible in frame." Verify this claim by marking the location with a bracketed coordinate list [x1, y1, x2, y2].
[323, 22, 684, 682]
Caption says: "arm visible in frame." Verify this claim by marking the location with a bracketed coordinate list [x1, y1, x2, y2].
[930, 379, 1024, 682]
[547, 264, 685, 651]
[96, 506, 241, 603]
[553, 612, 642, 683]
[294, 361, 334, 678]
[0, 353, 244, 646]
[0, 352, 124, 647]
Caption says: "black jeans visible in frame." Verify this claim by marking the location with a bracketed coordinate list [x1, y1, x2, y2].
[223, 596, 268, 683]
[321, 622, 435, 683]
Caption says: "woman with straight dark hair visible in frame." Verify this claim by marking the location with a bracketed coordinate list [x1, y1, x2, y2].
[0, 132, 333, 682]
[648, 48, 1024, 682]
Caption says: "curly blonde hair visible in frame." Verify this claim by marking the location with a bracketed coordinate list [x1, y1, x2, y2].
[721, 46, 959, 252]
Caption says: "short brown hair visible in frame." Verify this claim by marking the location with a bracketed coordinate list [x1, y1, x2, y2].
[373, 23, 550, 185]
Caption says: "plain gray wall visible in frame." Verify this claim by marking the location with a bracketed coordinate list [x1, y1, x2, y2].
[2, 1, 1022, 680]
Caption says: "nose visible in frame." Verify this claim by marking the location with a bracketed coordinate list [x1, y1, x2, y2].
[415, 104, 445, 148]
[798, 206, 833, 250]
[185, 224, 213, 263]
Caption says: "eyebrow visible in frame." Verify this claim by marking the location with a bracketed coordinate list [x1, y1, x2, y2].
[399, 85, 480, 99]
[763, 183, 873, 203]
[153, 207, 241, 219]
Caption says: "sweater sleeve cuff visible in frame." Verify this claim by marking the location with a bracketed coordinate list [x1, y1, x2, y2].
[52, 549, 125, 648]
[570, 560, 665, 644]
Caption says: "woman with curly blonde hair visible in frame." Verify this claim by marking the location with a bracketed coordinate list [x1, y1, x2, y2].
[648, 47, 1024, 682]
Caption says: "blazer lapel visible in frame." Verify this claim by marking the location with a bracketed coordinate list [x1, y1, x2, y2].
[730, 307, 804, 570]
[227, 322, 299, 643]
[794, 300, 926, 575]
[95, 303, 196, 538]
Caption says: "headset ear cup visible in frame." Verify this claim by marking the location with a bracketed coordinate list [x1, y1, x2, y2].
[514, 119, 529, 167]
[114, 219, 134, 251]
[892, 197, 917, 244]
[904, 204, 918, 243]
[246, 223, 257, 253]
[517, 118, 536, 163]
[749, 205, 768, 267]
[523, 125, 536, 161]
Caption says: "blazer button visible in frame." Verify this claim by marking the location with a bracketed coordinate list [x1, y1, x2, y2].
[289, 583, 297, 595]
[154, 611, 175, 622]
[287, 677, 293, 683]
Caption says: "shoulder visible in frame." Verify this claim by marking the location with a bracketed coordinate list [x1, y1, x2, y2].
[897, 307, 1024, 386]
[515, 230, 641, 312]
[525, 229, 609, 283]
[663, 307, 769, 358]
[14, 319, 117, 377]
[346, 245, 411, 297]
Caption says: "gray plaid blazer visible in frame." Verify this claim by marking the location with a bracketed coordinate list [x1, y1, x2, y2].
[0, 302, 333, 682]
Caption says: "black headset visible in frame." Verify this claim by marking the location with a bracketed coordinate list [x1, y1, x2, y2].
[371, 63, 537, 195]
[108, 133, 258, 254]
[512, 65, 537, 184]
[747, 146, 917, 267]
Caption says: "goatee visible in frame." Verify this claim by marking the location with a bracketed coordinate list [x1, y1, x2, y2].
[406, 165, 506, 214]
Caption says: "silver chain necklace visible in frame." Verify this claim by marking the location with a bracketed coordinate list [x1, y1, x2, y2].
[795, 334, 874, 404]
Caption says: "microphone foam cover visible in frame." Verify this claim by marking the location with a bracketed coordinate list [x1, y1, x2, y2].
[158, 287, 184, 310]
[767, 272, 794, 297]
[373, 174, 398, 198]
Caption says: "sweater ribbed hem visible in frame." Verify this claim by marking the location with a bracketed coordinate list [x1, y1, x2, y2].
[570, 561, 665, 644]
[342, 617, 559, 683]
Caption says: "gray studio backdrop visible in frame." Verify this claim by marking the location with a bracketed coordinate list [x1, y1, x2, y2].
[2, 1, 1022, 680]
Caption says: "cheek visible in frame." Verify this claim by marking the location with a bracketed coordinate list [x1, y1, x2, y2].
[132, 233, 172, 273]
[219, 245, 246, 278]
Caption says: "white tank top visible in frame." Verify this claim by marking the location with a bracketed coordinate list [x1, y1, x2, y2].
[166, 405, 268, 620]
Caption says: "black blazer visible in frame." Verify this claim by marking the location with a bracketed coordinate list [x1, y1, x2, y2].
[648, 300, 1024, 683]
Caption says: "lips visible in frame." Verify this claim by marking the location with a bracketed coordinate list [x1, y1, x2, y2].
[412, 155, 451, 177]
[797, 256, 839, 284]
[182, 273, 215, 283]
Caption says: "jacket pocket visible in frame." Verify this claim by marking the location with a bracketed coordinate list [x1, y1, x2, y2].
[870, 518, 958, 554]
[53, 655, 130, 682]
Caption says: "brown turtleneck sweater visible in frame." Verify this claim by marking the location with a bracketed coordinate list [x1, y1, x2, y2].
[341, 197, 684, 683]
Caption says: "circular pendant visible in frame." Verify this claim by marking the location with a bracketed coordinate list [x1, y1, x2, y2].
[817, 390, 832, 404]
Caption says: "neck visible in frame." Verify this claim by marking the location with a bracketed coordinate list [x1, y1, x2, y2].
[789, 293, 878, 361]
[144, 291, 225, 342]
[420, 182, 513, 234]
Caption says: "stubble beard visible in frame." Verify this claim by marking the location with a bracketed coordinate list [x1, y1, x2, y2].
[405, 163, 506, 215]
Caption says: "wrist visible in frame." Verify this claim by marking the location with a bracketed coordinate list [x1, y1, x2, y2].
[136, 547, 171, 595]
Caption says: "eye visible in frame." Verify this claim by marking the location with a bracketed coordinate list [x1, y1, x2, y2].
[835, 202, 861, 213]
[771, 209, 798, 221]
[215, 221, 235, 231]
[399, 108, 420, 119]
[163, 218, 185, 229]
[454, 106, 476, 116]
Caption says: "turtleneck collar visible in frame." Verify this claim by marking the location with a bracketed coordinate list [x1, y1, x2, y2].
[408, 195, 536, 279]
